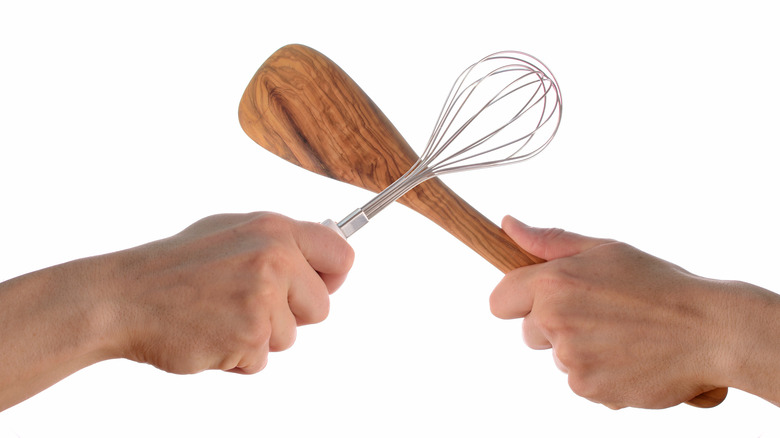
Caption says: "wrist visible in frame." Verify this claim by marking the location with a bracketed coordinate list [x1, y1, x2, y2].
[717, 280, 780, 404]
[52, 254, 126, 363]
[0, 256, 122, 410]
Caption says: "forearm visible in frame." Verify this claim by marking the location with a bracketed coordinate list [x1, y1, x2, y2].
[721, 281, 780, 406]
[0, 257, 117, 411]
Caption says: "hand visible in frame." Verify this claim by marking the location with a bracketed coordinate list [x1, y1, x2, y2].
[104, 212, 354, 375]
[0, 211, 354, 411]
[490, 216, 734, 409]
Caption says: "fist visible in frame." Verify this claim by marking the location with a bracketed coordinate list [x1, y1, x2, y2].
[490, 216, 728, 409]
[106, 212, 354, 375]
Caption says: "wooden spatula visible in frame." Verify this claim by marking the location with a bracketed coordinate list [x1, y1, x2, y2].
[237, 44, 726, 408]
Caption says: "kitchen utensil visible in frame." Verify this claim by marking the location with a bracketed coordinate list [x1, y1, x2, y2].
[318, 49, 561, 239]
[239, 44, 543, 271]
[237, 44, 727, 408]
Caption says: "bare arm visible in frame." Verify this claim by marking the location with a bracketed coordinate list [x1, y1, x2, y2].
[0, 257, 115, 411]
[490, 216, 780, 409]
[0, 212, 354, 411]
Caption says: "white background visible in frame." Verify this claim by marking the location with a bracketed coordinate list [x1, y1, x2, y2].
[1, 1, 778, 436]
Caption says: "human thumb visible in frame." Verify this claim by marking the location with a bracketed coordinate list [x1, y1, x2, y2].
[502, 216, 612, 261]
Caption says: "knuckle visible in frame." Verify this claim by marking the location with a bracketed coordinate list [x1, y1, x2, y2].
[532, 303, 568, 336]
[568, 372, 599, 400]
[322, 233, 355, 272]
[305, 296, 330, 325]
[489, 269, 531, 319]
[230, 312, 272, 355]
[538, 306, 576, 337]
[237, 280, 278, 314]
[331, 248, 355, 277]
[531, 267, 584, 328]
[247, 319, 273, 349]
[234, 353, 269, 375]
[552, 342, 578, 367]
[252, 248, 293, 278]
[242, 247, 296, 293]
[539, 227, 567, 241]
[488, 293, 506, 318]
[217, 352, 242, 371]
[246, 350, 271, 374]
[269, 326, 297, 352]
[252, 355, 269, 373]
[244, 212, 293, 236]
[530, 227, 566, 257]
[534, 260, 579, 292]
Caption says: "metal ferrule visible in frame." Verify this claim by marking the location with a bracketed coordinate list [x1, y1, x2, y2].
[337, 208, 369, 238]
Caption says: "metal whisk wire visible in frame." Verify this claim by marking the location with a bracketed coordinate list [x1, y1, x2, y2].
[325, 50, 562, 238]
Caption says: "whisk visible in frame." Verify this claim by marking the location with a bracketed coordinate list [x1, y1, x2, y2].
[322, 50, 563, 238]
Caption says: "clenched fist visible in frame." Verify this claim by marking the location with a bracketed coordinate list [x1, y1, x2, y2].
[490, 216, 780, 409]
[110, 212, 354, 374]
[0, 212, 354, 411]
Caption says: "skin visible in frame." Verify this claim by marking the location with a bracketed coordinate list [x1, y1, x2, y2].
[490, 215, 780, 409]
[3, 210, 777, 413]
[0, 212, 354, 412]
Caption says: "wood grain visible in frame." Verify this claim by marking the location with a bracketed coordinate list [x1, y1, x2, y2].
[238, 44, 726, 408]
[686, 387, 728, 408]
[238, 44, 543, 272]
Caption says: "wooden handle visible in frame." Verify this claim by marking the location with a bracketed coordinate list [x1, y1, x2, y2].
[398, 178, 544, 272]
[685, 387, 728, 408]
[239, 44, 727, 407]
